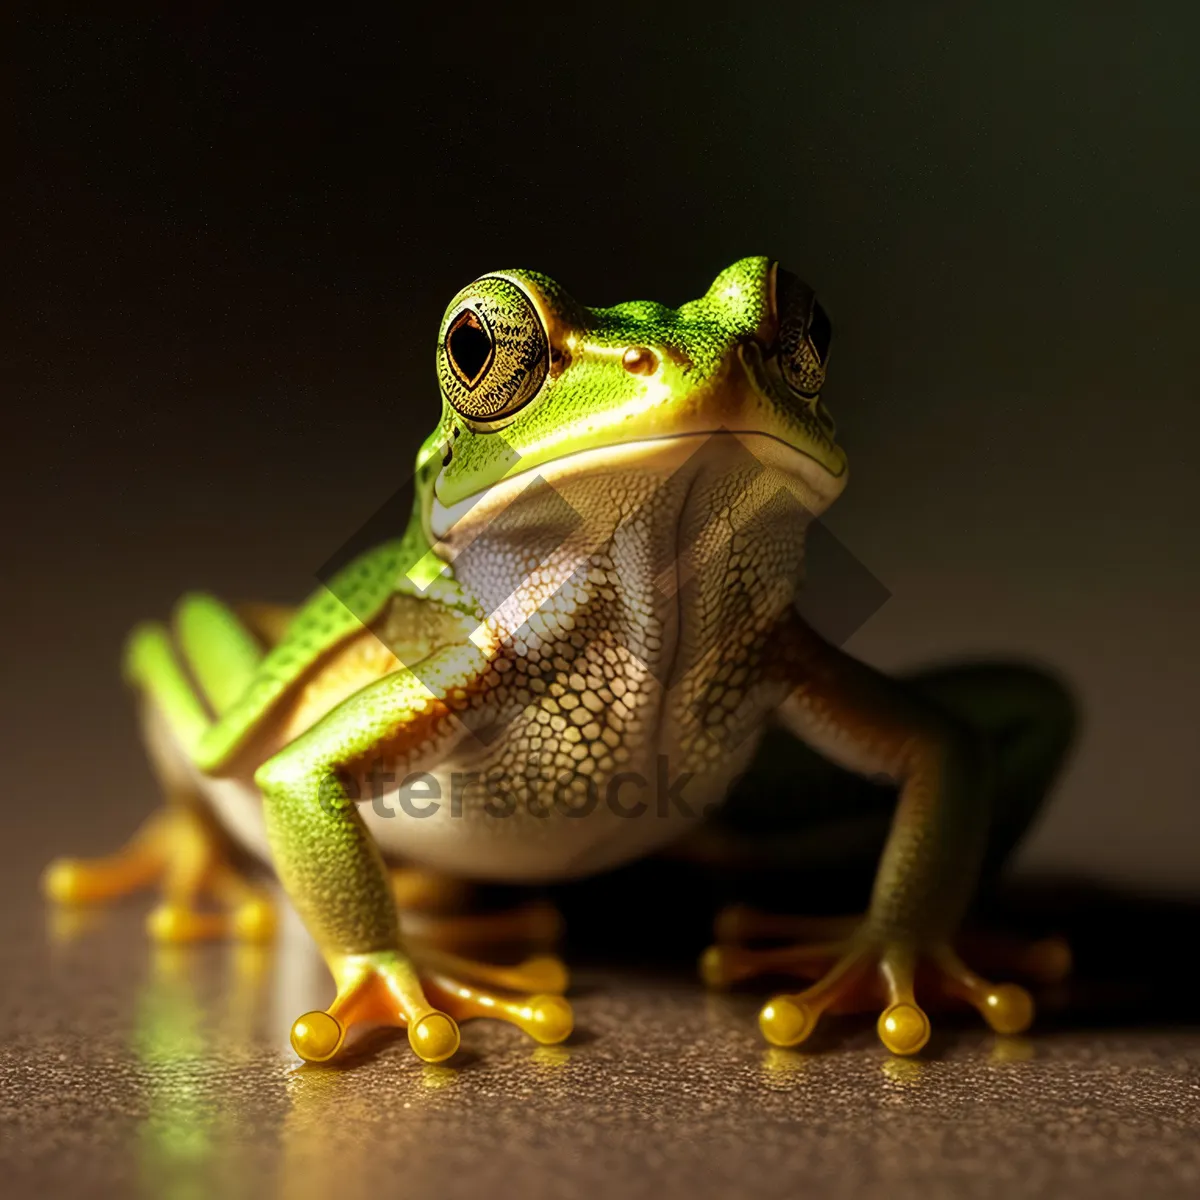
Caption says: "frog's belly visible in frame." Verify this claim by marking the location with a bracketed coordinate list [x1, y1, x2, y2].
[146, 702, 758, 884]
[358, 738, 758, 882]
[200, 744, 753, 885]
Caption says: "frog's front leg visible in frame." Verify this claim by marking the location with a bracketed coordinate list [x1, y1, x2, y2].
[255, 644, 573, 1065]
[703, 618, 1069, 1055]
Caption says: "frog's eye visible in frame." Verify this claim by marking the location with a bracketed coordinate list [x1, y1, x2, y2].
[773, 267, 831, 397]
[437, 277, 550, 422]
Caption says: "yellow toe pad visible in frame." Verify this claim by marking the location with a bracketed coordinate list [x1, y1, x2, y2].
[759, 997, 817, 1047]
[291, 1010, 346, 1063]
[407, 1012, 461, 1062]
[878, 1003, 932, 1055]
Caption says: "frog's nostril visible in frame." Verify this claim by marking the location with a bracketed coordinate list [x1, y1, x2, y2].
[622, 346, 659, 376]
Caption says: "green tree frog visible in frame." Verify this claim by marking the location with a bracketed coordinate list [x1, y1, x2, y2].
[45, 258, 1074, 1065]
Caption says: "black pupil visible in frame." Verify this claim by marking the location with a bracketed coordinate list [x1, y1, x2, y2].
[448, 313, 493, 386]
[807, 301, 832, 364]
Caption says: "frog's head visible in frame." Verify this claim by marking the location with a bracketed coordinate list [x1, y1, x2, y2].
[416, 257, 847, 540]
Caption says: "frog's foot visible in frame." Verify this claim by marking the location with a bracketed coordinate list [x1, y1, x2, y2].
[703, 906, 1064, 1055]
[290, 946, 573, 1064]
[43, 807, 275, 944]
[710, 905, 1071, 987]
[147, 859, 276, 944]
[43, 809, 172, 905]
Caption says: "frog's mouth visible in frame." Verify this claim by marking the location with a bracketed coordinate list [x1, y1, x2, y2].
[429, 426, 847, 544]
[430, 342, 848, 540]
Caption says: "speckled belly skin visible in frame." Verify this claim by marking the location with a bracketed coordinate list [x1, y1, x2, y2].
[176, 439, 811, 884]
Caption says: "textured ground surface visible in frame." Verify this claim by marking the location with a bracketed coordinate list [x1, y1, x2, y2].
[3, 839, 1199, 1200]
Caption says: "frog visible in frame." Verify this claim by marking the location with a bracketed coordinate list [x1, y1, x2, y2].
[44, 257, 1076, 1065]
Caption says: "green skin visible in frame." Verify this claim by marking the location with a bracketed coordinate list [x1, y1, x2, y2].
[116, 257, 1074, 1061]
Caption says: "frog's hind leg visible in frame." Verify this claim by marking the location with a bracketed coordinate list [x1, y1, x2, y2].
[141, 802, 276, 943]
[43, 807, 175, 906]
[913, 661, 1077, 879]
[174, 592, 268, 716]
[44, 798, 276, 943]
[43, 594, 275, 942]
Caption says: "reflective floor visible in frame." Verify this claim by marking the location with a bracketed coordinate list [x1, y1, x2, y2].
[3, 840, 1199, 1199]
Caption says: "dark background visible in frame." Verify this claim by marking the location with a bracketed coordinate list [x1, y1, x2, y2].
[5, 4, 1198, 893]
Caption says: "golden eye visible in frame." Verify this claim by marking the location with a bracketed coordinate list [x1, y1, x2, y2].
[437, 277, 549, 421]
[773, 266, 831, 397]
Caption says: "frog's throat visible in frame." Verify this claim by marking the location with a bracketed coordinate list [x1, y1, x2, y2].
[427, 429, 848, 543]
